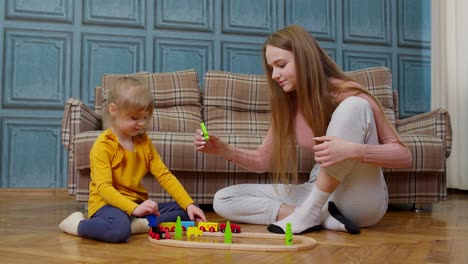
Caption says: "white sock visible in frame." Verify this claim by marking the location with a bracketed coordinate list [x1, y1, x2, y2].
[131, 218, 149, 234]
[269, 186, 330, 234]
[59, 212, 84, 236]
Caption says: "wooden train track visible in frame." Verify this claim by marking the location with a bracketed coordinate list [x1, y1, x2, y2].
[148, 232, 317, 252]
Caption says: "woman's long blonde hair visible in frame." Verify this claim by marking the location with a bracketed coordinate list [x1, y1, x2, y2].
[103, 77, 154, 137]
[262, 25, 393, 185]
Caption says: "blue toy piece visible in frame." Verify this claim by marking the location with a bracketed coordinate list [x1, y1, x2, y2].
[181, 221, 195, 230]
[147, 214, 158, 227]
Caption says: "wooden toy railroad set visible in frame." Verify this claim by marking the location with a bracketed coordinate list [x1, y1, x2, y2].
[146, 215, 317, 252]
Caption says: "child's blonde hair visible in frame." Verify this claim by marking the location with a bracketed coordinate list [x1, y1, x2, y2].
[103, 77, 154, 134]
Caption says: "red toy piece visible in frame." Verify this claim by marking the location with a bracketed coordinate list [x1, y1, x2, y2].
[219, 222, 241, 233]
[149, 226, 171, 240]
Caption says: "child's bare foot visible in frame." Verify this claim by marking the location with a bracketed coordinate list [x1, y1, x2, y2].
[131, 217, 149, 234]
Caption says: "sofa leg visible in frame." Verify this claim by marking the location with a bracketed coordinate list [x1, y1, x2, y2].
[411, 203, 423, 212]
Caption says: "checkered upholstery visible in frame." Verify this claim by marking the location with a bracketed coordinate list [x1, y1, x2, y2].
[62, 67, 452, 204]
[202, 70, 271, 134]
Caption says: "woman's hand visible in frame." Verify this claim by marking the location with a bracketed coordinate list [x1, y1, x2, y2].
[186, 204, 207, 222]
[132, 200, 160, 217]
[194, 129, 233, 160]
[313, 136, 366, 167]
[194, 128, 218, 154]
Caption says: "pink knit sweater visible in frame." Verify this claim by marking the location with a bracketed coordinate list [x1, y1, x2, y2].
[230, 91, 412, 173]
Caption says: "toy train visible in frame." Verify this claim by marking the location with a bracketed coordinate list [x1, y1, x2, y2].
[148, 225, 171, 240]
[146, 215, 241, 240]
[147, 215, 171, 240]
[159, 221, 241, 233]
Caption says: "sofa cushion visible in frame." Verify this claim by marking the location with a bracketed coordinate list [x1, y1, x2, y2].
[96, 69, 202, 132]
[202, 71, 271, 134]
[347, 67, 397, 125]
[202, 68, 395, 135]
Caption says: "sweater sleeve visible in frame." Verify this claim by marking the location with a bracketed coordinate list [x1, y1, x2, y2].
[148, 141, 194, 210]
[229, 129, 273, 173]
[361, 94, 412, 168]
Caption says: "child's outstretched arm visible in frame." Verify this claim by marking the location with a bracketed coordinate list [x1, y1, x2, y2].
[187, 203, 207, 222]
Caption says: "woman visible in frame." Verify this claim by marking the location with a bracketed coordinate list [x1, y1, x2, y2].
[194, 25, 411, 234]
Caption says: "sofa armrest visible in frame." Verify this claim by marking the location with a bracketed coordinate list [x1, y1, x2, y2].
[62, 98, 102, 151]
[396, 108, 452, 158]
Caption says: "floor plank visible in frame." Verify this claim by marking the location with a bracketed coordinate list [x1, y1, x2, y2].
[1, 189, 467, 264]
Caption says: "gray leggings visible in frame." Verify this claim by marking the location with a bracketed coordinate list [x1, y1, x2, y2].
[213, 96, 388, 229]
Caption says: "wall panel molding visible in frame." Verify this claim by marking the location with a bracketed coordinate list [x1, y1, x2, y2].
[343, 50, 391, 71]
[222, 0, 276, 35]
[155, 0, 213, 32]
[154, 37, 213, 82]
[83, 0, 145, 28]
[3, 29, 71, 109]
[1, 120, 64, 188]
[343, 0, 391, 45]
[285, 0, 336, 41]
[221, 41, 263, 74]
[398, 54, 431, 117]
[6, 0, 73, 23]
[397, 0, 431, 48]
[81, 34, 145, 106]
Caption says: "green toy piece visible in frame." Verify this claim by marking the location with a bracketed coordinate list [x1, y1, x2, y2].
[224, 221, 232, 244]
[285, 222, 293, 245]
[175, 216, 182, 239]
[200, 122, 209, 140]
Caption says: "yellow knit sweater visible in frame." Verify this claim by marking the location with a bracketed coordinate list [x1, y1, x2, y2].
[87, 129, 194, 217]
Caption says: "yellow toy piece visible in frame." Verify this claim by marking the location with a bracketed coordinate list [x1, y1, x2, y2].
[187, 226, 203, 238]
[197, 222, 219, 232]
[159, 222, 177, 232]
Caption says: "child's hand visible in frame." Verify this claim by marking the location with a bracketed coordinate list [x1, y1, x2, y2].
[186, 203, 207, 222]
[132, 200, 160, 217]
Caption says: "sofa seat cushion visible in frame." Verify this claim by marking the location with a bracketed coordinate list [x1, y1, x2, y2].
[148, 105, 203, 132]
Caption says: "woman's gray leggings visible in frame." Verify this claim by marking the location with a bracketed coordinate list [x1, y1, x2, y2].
[213, 96, 388, 229]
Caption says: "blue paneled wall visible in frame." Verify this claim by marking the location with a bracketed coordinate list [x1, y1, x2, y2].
[0, 0, 430, 188]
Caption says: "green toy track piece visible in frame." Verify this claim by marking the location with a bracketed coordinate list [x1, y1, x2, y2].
[285, 222, 293, 245]
[224, 221, 232, 244]
[175, 216, 182, 239]
[200, 122, 209, 140]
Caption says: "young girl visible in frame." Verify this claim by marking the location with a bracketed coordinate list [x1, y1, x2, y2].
[193, 25, 412, 235]
[60, 77, 206, 243]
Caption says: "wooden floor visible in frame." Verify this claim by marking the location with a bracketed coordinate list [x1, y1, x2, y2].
[1, 189, 467, 264]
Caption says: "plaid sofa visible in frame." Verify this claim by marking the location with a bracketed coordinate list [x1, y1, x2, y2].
[61, 67, 452, 205]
